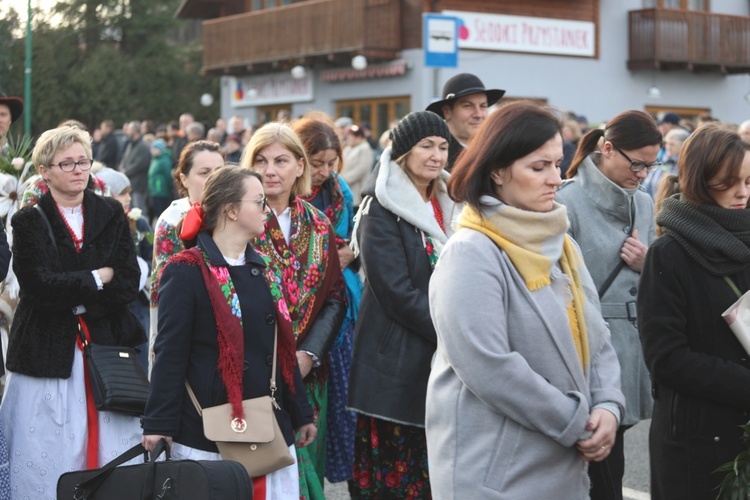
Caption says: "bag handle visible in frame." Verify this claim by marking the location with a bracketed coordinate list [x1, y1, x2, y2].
[71, 442, 152, 499]
[185, 324, 279, 415]
[724, 276, 742, 298]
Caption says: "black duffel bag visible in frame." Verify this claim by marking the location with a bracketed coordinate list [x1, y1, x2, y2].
[57, 438, 252, 499]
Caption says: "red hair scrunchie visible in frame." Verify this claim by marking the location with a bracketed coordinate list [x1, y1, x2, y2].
[180, 202, 206, 240]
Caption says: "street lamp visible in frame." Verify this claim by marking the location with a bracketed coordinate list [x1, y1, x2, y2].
[24, 0, 32, 135]
[352, 55, 367, 71]
[291, 65, 306, 79]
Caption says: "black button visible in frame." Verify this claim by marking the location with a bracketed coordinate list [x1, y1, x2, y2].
[251, 268, 260, 276]
[266, 355, 273, 366]
[629, 287, 637, 296]
[243, 360, 249, 371]
[265, 314, 275, 325]
[623, 226, 631, 234]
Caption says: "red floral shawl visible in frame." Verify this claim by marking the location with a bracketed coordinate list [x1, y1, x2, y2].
[254, 197, 345, 350]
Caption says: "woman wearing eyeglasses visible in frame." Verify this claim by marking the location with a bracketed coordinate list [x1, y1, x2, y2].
[556, 110, 663, 499]
[143, 166, 316, 499]
[0, 126, 146, 496]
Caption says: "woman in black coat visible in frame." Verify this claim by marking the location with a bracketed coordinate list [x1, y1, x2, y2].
[142, 166, 316, 498]
[347, 111, 456, 498]
[0, 125, 146, 496]
[638, 124, 750, 499]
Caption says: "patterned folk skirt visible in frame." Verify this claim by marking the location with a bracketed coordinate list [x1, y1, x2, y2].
[351, 415, 431, 499]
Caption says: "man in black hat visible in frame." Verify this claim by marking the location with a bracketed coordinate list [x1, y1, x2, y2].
[426, 73, 504, 170]
[0, 92, 24, 150]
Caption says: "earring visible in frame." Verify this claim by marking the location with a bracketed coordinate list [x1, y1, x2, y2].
[233, 216, 238, 221]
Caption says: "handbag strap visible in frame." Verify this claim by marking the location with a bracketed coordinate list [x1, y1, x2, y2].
[185, 324, 279, 416]
[34, 204, 58, 252]
[598, 199, 636, 299]
[724, 276, 742, 298]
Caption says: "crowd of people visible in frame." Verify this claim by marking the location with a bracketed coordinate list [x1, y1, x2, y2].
[0, 76, 749, 500]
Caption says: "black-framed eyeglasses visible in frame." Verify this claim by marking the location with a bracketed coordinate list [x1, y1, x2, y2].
[611, 145, 662, 173]
[241, 196, 268, 210]
[53, 159, 94, 172]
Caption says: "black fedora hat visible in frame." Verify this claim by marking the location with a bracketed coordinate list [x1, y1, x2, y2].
[426, 73, 505, 118]
[0, 93, 24, 123]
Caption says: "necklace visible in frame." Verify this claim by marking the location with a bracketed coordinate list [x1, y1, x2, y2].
[55, 202, 85, 252]
[431, 197, 445, 232]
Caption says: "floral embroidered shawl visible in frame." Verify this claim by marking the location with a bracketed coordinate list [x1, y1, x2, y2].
[254, 197, 345, 348]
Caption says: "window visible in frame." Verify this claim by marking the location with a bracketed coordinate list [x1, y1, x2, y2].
[643, 0, 709, 10]
[250, 0, 286, 10]
[644, 105, 710, 126]
[257, 105, 292, 126]
[336, 97, 411, 138]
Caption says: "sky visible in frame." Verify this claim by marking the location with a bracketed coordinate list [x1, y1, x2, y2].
[5, 0, 59, 25]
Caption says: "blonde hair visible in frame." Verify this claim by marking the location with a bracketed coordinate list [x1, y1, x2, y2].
[240, 122, 311, 197]
[32, 126, 92, 168]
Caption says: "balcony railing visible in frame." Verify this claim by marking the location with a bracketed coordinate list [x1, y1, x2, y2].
[628, 8, 750, 74]
[201, 0, 401, 75]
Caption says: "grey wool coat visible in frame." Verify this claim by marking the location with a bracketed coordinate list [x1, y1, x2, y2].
[556, 156, 655, 426]
[426, 218, 625, 499]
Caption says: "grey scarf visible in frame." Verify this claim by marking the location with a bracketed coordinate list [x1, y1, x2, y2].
[656, 194, 750, 276]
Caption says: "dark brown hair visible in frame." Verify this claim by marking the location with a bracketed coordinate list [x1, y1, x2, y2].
[182, 166, 263, 248]
[679, 123, 750, 205]
[174, 140, 225, 197]
[448, 101, 562, 209]
[292, 113, 343, 174]
[566, 110, 662, 179]
[201, 166, 263, 231]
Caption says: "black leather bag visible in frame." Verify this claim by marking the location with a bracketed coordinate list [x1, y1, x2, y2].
[83, 340, 150, 416]
[57, 438, 252, 499]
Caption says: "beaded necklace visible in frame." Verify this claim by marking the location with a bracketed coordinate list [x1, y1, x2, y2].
[55, 202, 84, 252]
[430, 197, 445, 232]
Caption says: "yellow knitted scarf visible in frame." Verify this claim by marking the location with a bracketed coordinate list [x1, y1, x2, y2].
[458, 203, 590, 369]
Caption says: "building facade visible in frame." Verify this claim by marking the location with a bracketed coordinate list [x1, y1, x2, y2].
[178, 0, 750, 135]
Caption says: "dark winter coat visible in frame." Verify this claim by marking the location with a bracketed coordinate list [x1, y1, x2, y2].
[6, 190, 145, 378]
[347, 148, 455, 426]
[445, 134, 464, 172]
[95, 132, 120, 169]
[142, 232, 313, 453]
[638, 235, 750, 499]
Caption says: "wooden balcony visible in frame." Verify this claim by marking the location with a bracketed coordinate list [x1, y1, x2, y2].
[201, 0, 402, 76]
[628, 8, 750, 74]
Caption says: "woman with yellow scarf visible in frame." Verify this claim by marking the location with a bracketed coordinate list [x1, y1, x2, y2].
[425, 102, 625, 499]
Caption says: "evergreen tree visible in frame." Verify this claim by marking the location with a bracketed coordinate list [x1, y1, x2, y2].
[0, 0, 218, 136]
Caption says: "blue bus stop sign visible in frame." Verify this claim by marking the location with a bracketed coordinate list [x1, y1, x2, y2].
[423, 14, 459, 68]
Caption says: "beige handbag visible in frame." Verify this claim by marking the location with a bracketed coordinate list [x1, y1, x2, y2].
[185, 326, 295, 477]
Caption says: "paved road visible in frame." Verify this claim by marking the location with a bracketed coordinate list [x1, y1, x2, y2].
[324, 419, 653, 499]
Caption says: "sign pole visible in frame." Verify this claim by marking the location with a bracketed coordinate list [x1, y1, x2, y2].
[24, 0, 32, 136]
